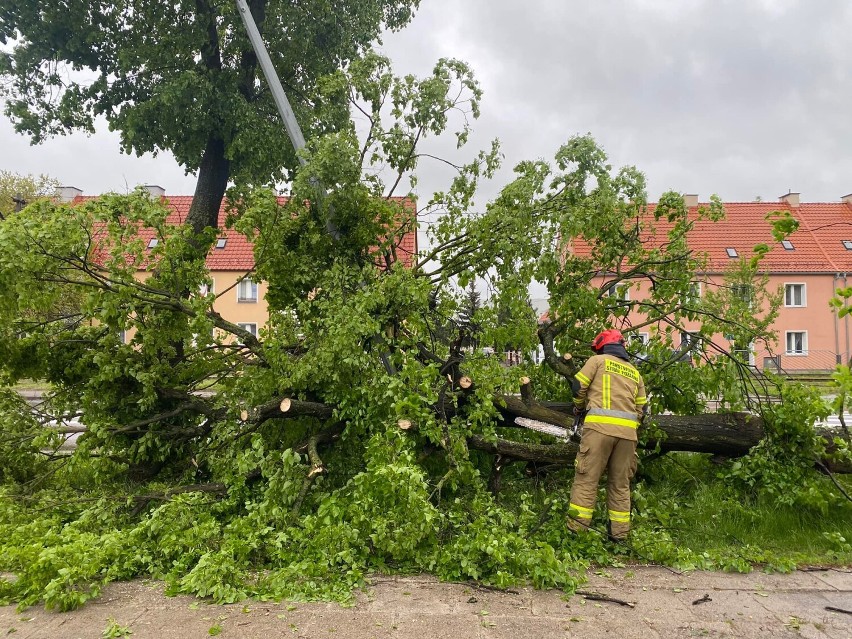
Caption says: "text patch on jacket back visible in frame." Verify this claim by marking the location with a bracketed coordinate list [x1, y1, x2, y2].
[604, 359, 639, 383]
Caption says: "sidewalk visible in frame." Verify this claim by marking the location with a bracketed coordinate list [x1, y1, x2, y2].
[2, 566, 851, 638]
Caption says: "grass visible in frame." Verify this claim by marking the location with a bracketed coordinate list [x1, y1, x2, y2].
[11, 379, 51, 392]
[634, 452, 852, 569]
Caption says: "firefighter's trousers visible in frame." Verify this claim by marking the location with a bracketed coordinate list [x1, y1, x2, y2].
[567, 429, 637, 539]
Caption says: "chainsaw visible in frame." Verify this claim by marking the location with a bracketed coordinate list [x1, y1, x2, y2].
[514, 411, 584, 443]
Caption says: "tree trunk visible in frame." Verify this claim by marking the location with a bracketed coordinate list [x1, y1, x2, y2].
[186, 135, 231, 235]
[481, 405, 852, 474]
[641, 413, 765, 456]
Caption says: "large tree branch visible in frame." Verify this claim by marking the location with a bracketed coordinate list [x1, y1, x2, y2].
[537, 319, 578, 380]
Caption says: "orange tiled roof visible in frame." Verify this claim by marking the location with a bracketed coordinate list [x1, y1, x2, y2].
[571, 201, 852, 273]
[74, 194, 417, 271]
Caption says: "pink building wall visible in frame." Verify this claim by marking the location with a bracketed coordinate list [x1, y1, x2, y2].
[595, 271, 851, 373]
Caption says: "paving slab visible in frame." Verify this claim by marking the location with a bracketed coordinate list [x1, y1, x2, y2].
[1, 566, 851, 639]
[809, 568, 852, 591]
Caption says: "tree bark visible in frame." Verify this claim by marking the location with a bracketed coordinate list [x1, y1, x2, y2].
[644, 413, 765, 456]
[185, 0, 231, 236]
[186, 135, 231, 235]
[481, 406, 852, 474]
[469, 435, 577, 464]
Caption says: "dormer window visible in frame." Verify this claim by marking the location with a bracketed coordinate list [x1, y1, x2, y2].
[147, 238, 159, 249]
[215, 238, 227, 249]
[844, 241, 852, 250]
[725, 248, 738, 258]
[781, 240, 794, 250]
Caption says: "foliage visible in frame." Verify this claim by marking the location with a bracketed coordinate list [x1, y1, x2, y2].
[634, 453, 852, 571]
[721, 383, 840, 510]
[102, 619, 133, 638]
[0, 0, 421, 230]
[0, 47, 848, 612]
[0, 170, 59, 218]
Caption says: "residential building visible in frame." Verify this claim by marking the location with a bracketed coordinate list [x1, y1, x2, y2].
[570, 193, 852, 372]
[60, 186, 417, 340]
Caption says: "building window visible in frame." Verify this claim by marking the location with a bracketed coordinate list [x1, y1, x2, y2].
[680, 331, 701, 355]
[630, 332, 649, 345]
[781, 240, 794, 250]
[785, 331, 807, 356]
[784, 283, 805, 307]
[606, 282, 630, 301]
[628, 333, 649, 361]
[118, 330, 126, 344]
[215, 237, 227, 249]
[199, 279, 215, 297]
[732, 341, 754, 365]
[682, 281, 701, 306]
[731, 284, 752, 306]
[237, 322, 257, 338]
[147, 238, 159, 249]
[726, 247, 738, 258]
[238, 278, 258, 303]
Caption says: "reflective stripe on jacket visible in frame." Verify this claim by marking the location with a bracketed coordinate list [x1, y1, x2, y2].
[573, 354, 646, 441]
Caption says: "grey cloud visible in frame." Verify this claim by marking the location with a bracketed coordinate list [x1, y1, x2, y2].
[2, 0, 851, 205]
[381, 0, 852, 202]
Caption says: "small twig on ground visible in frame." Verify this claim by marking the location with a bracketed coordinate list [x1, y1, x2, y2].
[470, 582, 520, 595]
[825, 606, 852, 615]
[574, 591, 635, 608]
[692, 594, 712, 605]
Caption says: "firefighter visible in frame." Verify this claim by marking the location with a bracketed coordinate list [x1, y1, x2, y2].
[568, 328, 647, 541]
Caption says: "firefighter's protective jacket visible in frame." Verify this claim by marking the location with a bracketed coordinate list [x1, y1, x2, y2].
[573, 354, 647, 442]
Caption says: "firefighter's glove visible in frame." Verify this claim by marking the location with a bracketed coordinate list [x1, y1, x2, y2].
[573, 406, 584, 416]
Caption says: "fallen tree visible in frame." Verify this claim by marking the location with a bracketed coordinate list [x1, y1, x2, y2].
[1, 56, 850, 609]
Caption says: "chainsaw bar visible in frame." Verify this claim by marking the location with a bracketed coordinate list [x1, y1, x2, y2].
[514, 417, 569, 440]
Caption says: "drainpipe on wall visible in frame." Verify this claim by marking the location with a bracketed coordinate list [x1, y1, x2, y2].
[835, 274, 842, 365]
[845, 274, 851, 365]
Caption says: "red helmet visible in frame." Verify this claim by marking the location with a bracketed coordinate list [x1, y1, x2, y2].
[592, 329, 625, 351]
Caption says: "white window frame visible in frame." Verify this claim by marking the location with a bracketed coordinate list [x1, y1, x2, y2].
[731, 283, 753, 307]
[118, 330, 126, 345]
[732, 341, 754, 366]
[606, 282, 630, 301]
[784, 283, 806, 308]
[199, 278, 215, 298]
[237, 322, 257, 338]
[682, 281, 702, 306]
[680, 331, 702, 354]
[631, 332, 649, 345]
[785, 331, 807, 356]
[237, 277, 258, 303]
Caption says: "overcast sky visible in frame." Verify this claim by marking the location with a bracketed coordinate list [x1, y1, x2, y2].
[2, 0, 851, 206]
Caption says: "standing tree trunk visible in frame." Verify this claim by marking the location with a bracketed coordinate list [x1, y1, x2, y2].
[186, 136, 231, 236]
[184, 0, 267, 237]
